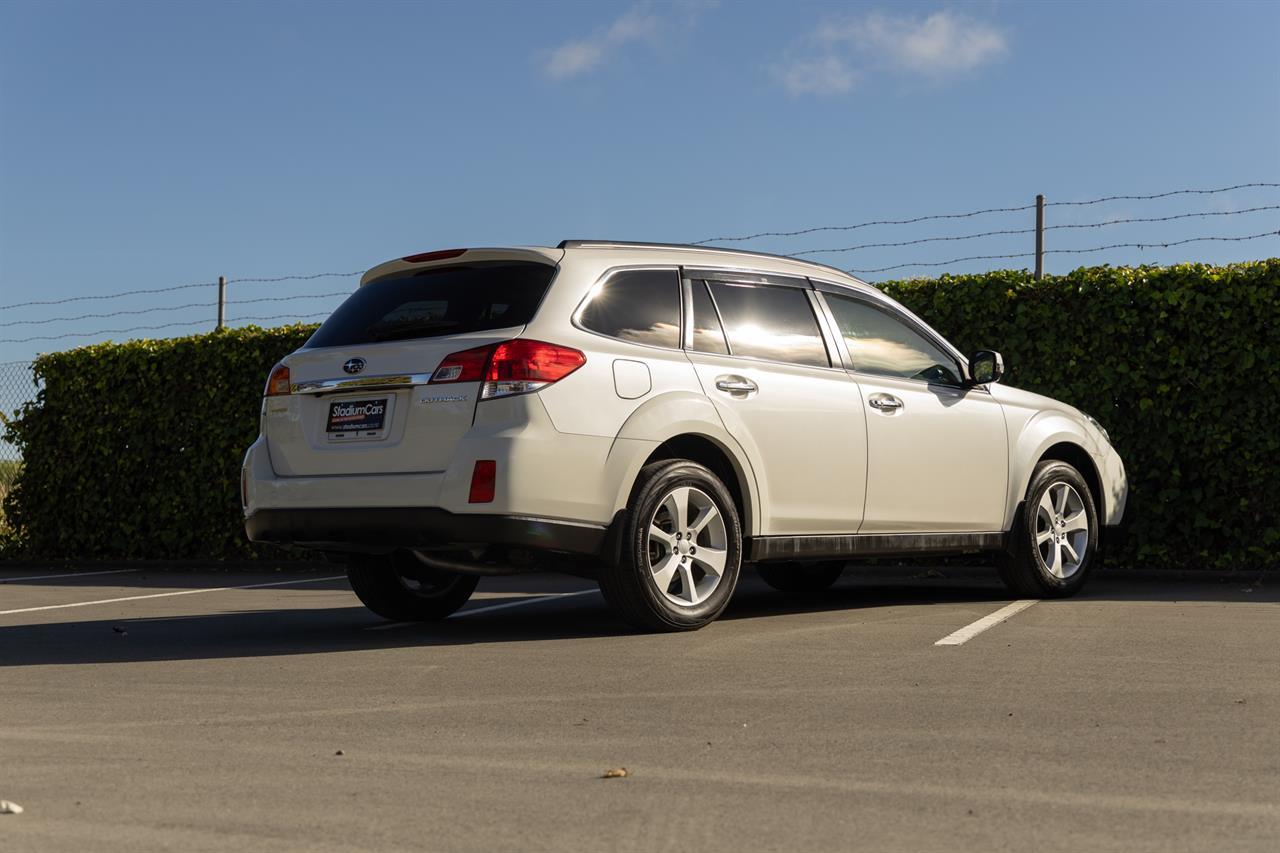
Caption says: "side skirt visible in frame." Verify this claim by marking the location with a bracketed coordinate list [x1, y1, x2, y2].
[747, 531, 1006, 562]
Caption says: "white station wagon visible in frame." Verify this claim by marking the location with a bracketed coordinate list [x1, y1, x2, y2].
[243, 242, 1127, 631]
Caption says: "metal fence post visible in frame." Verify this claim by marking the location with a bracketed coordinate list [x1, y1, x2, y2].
[216, 275, 226, 330]
[1034, 195, 1045, 280]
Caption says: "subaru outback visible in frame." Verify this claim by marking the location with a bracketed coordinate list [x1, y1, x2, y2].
[243, 242, 1127, 631]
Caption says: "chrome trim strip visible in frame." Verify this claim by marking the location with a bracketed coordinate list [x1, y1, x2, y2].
[290, 373, 434, 395]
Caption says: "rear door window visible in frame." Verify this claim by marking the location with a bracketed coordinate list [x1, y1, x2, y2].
[305, 262, 555, 348]
[578, 269, 682, 349]
[706, 281, 829, 367]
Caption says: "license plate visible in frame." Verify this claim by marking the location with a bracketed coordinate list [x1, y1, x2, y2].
[326, 397, 388, 439]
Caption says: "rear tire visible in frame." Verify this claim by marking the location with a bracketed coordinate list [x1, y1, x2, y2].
[998, 461, 1098, 598]
[347, 551, 479, 621]
[756, 561, 844, 594]
[598, 460, 742, 632]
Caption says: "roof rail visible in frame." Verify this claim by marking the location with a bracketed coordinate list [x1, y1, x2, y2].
[556, 240, 861, 283]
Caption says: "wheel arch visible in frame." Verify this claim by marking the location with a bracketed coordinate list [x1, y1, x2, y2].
[1005, 405, 1108, 528]
[1035, 441, 1105, 529]
[639, 434, 754, 537]
[608, 391, 762, 536]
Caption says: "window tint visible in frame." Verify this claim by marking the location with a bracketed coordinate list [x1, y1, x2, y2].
[707, 282, 829, 367]
[579, 269, 681, 349]
[306, 262, 554, 347]
[824, 293, 962, 385]
[690, 280, 729, 354]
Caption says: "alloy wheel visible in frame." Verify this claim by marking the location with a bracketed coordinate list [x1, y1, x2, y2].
[1035, 482, 1089, 579]
[646, 486, 729, 607]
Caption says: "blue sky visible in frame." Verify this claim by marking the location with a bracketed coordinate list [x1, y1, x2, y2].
[1, 0, 1278, 365]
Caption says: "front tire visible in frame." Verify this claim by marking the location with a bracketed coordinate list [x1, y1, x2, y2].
[756, 561, 844, 594]
[598, 460, 742, 632]
[998, 461, 1099, 598]
[347, 551, 479, 621]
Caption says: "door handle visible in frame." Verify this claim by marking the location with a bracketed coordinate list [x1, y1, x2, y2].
[868, 394, 903, 412]
[715, 376, 758, 394]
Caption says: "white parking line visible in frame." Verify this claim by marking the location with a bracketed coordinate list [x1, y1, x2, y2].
[455, 589, 599, 618]
[0, 568, 139, 583]
[934, 599, 1039, 646]
[0, 575, 347, 617]
[364, 589, 600, 630]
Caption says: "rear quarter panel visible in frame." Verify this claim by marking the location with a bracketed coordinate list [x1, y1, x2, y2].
[524, 253, 764, 534]
[608, 390, 763, 535]
[527, 257, 704, 436]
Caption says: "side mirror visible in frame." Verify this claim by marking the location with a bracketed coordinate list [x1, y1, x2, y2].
[968, 350, 1004, 385]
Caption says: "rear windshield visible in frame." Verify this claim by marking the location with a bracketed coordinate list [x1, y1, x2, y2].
[305, 262, 556, 348]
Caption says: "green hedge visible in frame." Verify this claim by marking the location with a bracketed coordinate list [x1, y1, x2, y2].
[2, 325, 316, 559]
[879, 260, 1280, 570]
[3, 261, 1278, 568]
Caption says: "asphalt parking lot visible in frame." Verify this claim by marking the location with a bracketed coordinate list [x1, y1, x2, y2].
[1, 565, 1277, 852]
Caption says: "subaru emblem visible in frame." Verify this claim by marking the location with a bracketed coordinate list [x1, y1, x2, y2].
[343, 358, 366, 375]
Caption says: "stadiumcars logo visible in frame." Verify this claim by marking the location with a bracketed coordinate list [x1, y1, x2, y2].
[326, 397, 388, 434]
[331, 401, 384, 421]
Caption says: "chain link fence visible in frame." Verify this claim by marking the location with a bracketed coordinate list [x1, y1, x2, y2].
[0, 361, 38, 532]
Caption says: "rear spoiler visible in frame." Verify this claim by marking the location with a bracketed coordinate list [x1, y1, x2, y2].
[360, 247, 564, 287]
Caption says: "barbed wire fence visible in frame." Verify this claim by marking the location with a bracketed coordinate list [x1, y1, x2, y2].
[1, 181, 1278, 513]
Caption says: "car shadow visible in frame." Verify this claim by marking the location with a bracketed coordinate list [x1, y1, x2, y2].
[0, 569, 1273, 668]
[0, 577, 1014, 668]
[0, 569, 568, 594]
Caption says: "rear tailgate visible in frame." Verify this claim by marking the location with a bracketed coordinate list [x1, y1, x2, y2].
[265, 259, 557, 477]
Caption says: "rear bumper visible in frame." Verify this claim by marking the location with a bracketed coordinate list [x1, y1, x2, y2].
[244, 507, 608, 556]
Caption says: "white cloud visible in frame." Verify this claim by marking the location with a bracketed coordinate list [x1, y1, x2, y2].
[542, 3, 705, 80]
[775, 9, 1008, 97]
[545, 42, 608, 80]
[605, 6, 662, 43]
[823, 11, 1008, 74]
[774, 55, 858, 97]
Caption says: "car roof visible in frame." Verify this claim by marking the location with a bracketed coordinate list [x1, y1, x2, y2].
[361, 242, 874, 294]
[557, 240, 872, 291]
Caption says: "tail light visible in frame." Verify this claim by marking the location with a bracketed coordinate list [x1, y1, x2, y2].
[429, 344, 493, 384]
[429, 340, 585, 400]
[265, 363, 291, 397]
[483, 340, 586, 399]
